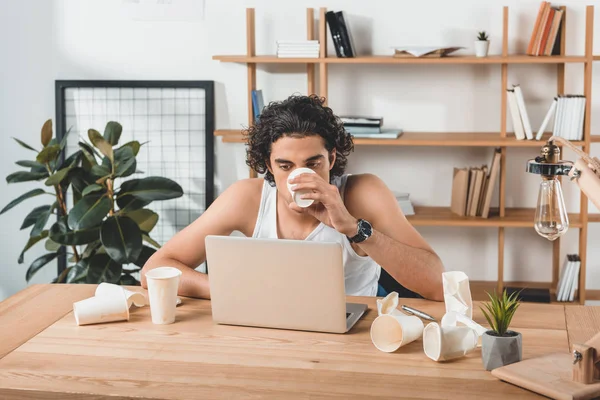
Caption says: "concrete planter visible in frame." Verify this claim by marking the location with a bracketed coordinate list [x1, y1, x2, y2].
[481, 330, 522, 371]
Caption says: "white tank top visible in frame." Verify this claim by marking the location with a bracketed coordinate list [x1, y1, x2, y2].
[252, 174, 381, 296]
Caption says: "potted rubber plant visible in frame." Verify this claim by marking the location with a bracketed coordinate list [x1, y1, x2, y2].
[0, 119, 183, 285]
[475, 31, 490, 57]
[480, 289, 522, 370]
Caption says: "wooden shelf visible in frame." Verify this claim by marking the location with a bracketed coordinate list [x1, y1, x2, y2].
[213, 55, 587, 64]
[591, 136, 600, 142]
[215, 130, 584, 147]
[406, 206, 583, 228]
[594, 55, 600, 61]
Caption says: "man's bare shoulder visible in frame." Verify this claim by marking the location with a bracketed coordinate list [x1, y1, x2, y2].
[343, 173, 395, 215]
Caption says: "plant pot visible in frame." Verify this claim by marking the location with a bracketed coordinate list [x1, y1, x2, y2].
[481, 330, 522, 371]
[475, 40, 490, 57]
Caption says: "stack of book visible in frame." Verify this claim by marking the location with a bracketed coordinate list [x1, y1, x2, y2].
[394, 192, 415, 216]
[450, 148, 501, 218]
[556, 254, 581, 302]
[340, 116, 402, 139]
[527, 1, 564, 56]
[276, 40, 319, 58]
[506, 84, 586, 141]
[325, 10, 356, 58]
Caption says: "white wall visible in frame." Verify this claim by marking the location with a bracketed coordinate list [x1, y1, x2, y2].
[1, 0, 599, 300]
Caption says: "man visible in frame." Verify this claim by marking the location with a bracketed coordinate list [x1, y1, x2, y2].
[141, 94, 444, 301]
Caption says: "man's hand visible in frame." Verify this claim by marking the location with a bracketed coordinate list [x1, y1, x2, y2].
[287, 173, 358, 237]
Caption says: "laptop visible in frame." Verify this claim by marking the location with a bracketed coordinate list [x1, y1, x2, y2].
[204, 235, 368, 334]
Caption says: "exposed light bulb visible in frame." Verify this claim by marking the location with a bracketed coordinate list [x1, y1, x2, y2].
[534, 177, 569, 241]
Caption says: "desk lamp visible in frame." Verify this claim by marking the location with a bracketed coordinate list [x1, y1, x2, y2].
[525, 136, 600, 240]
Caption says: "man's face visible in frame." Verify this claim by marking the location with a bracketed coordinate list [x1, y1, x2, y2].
[268, 135, 335, 204]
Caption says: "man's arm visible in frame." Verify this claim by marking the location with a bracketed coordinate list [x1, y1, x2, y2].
[140, 179, 261, 299]
[343, 174, 445, 301]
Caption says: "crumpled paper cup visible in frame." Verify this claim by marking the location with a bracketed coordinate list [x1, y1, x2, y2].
[423, 323, 479, 362]
[73, 287, 129, 326]
[443, 271, 473, 318]
[371, 313, 424, 353]
[376, 291, 404, 317]
[96, 282, 147, 308]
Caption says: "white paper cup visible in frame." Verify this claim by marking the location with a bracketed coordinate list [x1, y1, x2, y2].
[287, 167, 316, 208]
[423, 322, 479, 362]
[145, 267, 182, 325]
[96, 282, 147, 308]
[370, 314, 424, 353]
[73, 290, 129, 326]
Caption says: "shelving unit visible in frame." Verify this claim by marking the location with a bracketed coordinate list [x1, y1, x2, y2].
[213, 6, 596, 304]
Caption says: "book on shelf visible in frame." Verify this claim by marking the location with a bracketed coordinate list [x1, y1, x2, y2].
[251, 90, 265, 121]
[349, 130, 403, 139]
[527, 1, 564, 56]
[276, 40, 320, 58]
[394, 192, 415, 216]
[325, 10, 355, 57]
[450, 148, 501, 218]
[556, 254, 581, 302]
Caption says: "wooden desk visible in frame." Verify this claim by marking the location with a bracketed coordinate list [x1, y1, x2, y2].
[0, 284, 598, 399]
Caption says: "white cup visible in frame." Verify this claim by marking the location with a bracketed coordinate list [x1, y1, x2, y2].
[422, 322, 479, 362]
[145, 267, 182, 325]
[73, 289, 129, 326]
[287, 167, 316, 208]
[370, 314, 424, 353]
[96, 282, 147, 308]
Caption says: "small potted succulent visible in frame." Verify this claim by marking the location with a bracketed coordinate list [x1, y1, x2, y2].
[475, 31, 490, 57]
[480, 289, 522, 371]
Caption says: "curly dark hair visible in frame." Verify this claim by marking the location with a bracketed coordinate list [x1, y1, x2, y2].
[245, 94, 354, 185]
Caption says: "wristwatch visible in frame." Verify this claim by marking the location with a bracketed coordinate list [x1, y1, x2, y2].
[347, 219, 373, 243]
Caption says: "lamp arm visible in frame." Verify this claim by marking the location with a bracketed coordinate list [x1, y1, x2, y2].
[568, 158, 600, 212]
[549, 135, 600, 173]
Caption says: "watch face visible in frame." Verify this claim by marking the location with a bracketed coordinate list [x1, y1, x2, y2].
[359, 219, 372, 237]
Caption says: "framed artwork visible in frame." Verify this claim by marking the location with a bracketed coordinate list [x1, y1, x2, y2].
[55, 80, 214, 273]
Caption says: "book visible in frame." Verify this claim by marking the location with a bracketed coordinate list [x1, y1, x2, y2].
[450, 168, 469, 216]
[507, 89, 525, 140]
[480, 148, 502, 218]
[349, 130, 402, 139]
[251, 90, 264, 122]
[513, 85, 533, 140]
[335, 11, 356, 57]
[527, 2, 563, 56]
[536, 97, 557, 140]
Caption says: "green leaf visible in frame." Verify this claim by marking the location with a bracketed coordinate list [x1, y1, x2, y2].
[113, 146, 136, 178]
[100, 216, 142, 264]
[88, 129, 113, 163]
[45, 166, 72, 186]
[6, 171, 48, 184]
[142, 233, 161, 249]
[36, 144, 61, 164]
[81, 240, 101, 259]
[15, 160, 45, 171]
[30, 202, 55, 237]
[18, 231, 48, 264]
[116, 195, 151, 212]
[41, 119, 52, 147]
[67, 194, 112, 230]
[26, 252, 58, 282]
[20, 205, 52, 230]
[12, 137, 38, 152]
[57, 149, 81, 170]
[67, 260, 89, 283]
[103, 121, 123, 146]
[119, 274, 140, 286]
[0, 189, 46, 215]
[79, 142, 98, 171]
[134, 245, 157, 268]
[86, 253, 122, 284]
[50, 217, 100, 245]
[59, 127, 72, 150]
[118, 177, 183, 202]
[121, 141, 141, 156]
[91, 164, 111, 179]
[82, 184, 104, 196]
[44, 238, 61, 252]
[69, 167, 96, 195]
[125, 209, 158, 232]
